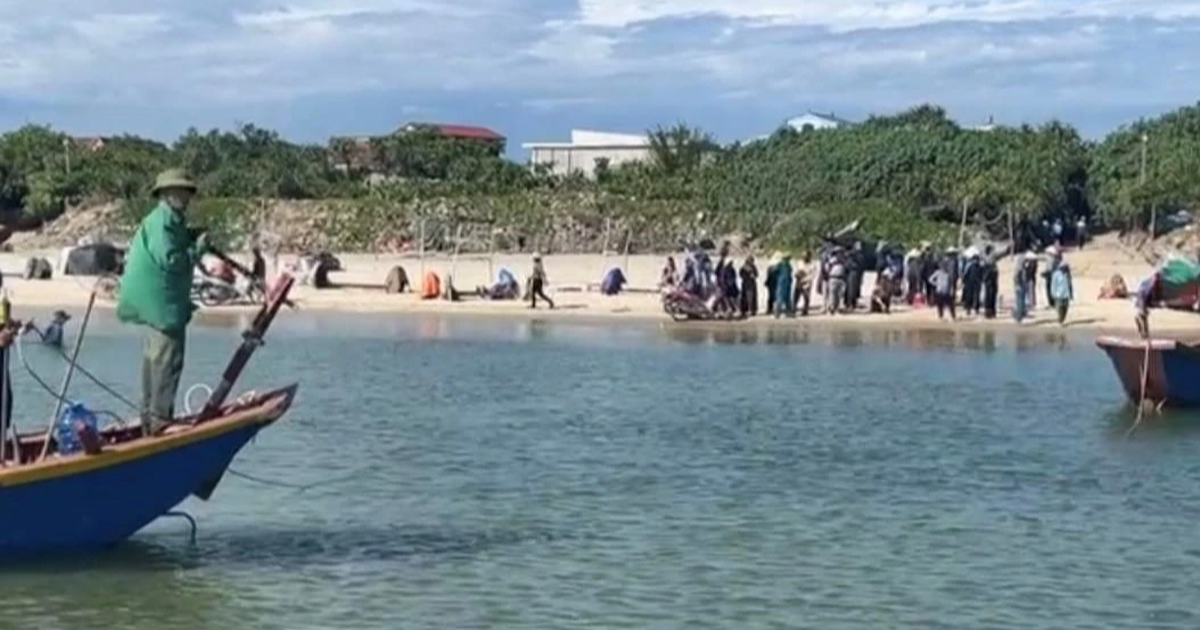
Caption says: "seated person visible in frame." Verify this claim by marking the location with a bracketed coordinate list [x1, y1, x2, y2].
[600, 267, 627, 296]
[477, 268, 520, 300]
[23, 310, 70, 347]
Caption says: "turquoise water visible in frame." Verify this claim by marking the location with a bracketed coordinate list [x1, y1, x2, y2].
[1, 313, 1199, 629]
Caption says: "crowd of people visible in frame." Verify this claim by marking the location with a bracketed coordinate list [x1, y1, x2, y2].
[657, 238, 1077, 325]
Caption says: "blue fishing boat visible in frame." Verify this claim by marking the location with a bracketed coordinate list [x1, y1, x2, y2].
[0, 385, 297, 556]
[1095, 336, 1200, 408]
[0, 267, 298, 558]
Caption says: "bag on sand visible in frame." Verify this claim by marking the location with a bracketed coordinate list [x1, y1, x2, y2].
[24, 257, 52, 280]
[421, 271, 441, 300]
[385, 266, 409, 294]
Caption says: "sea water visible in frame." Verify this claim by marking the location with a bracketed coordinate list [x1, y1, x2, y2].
[0, 312, 1197, 630]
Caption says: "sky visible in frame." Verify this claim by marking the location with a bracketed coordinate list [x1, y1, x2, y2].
[1, 1, 1198, 157]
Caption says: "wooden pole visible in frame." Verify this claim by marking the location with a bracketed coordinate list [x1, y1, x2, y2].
[1008, 208, 1016, 252]
[448, 224, 463, 299]
[599, 218, 611, 284]
[487, 228, 496, 284]
[623, 227, 633, 274]
[957, 198, 969, 249]
[418, 219, 426, 280]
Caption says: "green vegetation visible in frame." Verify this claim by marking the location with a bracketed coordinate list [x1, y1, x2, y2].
[5, 102, 1200, 252]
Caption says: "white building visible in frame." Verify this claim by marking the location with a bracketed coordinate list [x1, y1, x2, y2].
[785, 110, 855, 132]
[522, 129, 651, 177]
[969, 115, 998, 131]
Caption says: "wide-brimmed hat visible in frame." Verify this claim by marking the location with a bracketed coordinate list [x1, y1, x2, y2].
[51, 310, 70, 321]
[532, 252, 542, 261]
[151, 169, 197, 196]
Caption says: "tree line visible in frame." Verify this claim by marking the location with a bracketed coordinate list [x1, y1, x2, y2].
[3, 103, 1196, 251]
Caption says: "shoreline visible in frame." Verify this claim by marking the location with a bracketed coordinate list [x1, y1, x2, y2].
[6, 283, 1184, 339]
[5, 239, 1198, 340]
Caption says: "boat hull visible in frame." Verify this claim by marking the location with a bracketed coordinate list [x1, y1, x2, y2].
[0, 385, 296, 558]
[1095, 336, 1200, 408]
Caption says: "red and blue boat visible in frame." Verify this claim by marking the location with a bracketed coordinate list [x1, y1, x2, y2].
[1095, 336, 1200, 408]
[0, 271, 298, 558]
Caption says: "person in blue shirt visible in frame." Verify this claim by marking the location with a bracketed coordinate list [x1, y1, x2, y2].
[23, 310, 71, 348]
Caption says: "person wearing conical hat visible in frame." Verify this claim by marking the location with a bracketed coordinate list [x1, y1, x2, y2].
[117, 169, 208, 437]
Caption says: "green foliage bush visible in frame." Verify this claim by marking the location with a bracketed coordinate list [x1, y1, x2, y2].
[6, 102, 1200, 251]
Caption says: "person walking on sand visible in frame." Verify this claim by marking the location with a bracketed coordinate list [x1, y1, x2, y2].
[529, 253, 554, 309]
[117, 169, 209, 437]
[1042, 245, 1061, 310]
[929, 264, 955, 321]
[774, 254, 795, 318]
[826, 253, 847, 315]
[961, 249, 982, 317]
[660, 256, 678, 290]
[794, 252, 814, 316]
[739, 256, 758, 317]
[1050, 258, 1074, 326]
[845, 241, 864, 312]
[1012, 252, 1035, 323]
[764, 253, 782, 316]
[981, 245, 999, 319]
[904, 247, 922, 305]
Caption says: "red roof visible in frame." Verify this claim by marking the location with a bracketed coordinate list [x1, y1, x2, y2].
[403, 122, 504, 141]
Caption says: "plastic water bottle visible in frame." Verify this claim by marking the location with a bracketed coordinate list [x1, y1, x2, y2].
[55, 403, 98, 456]
[0, 289, 10, 326]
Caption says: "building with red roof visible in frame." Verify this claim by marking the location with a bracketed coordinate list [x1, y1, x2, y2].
[329, 122, 507, 172]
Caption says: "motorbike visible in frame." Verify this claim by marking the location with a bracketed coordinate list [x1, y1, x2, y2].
[192, 274, 246, 307]
[661, 287, 745, 322]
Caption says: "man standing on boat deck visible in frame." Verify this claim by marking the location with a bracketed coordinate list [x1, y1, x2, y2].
[117, 169, 208, 437]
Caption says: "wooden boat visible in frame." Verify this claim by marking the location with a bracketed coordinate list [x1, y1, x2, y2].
[0, 270, 297, 557]
[0, 385, 297, 556]
[1095, 336, 1200, 408]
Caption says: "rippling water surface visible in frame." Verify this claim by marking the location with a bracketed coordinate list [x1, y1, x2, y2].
[2, 312, 1199, 629]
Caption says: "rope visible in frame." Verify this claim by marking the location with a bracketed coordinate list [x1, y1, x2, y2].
[1127, 333, 1155, 437]
[225, 468, 363, 493]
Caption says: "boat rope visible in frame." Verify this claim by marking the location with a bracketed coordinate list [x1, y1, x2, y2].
[223, 468, 363, 493]
[1127, 333, 1155, 437]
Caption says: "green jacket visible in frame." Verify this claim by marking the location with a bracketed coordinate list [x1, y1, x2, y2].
[116, 202, 207, 334]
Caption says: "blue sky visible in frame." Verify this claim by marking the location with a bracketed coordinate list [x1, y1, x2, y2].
[3, 1, 1199, 157]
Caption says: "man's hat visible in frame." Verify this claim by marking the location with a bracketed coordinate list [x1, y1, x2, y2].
[151, 169, 198, 196]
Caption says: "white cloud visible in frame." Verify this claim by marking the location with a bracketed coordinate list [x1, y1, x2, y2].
[574, 0, 1200, 31]
[0, 0, 1194, 142]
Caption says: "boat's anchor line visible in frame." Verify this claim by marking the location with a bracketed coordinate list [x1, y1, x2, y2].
[160, 510, 198, 545]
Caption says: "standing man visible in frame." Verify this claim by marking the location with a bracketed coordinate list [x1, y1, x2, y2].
[738, 256, 758, 317]
[117, 169, 208, 437]
[529, 253, 555, 309]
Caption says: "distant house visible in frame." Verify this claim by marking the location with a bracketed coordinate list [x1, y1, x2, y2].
[969, 115, 999, 132]
[72, 136, 109, 152]
[328, 122, 507, 172]
[522, 129, 651, 178]
[785, 110, 856, 132]
[328, 135, 378, 172]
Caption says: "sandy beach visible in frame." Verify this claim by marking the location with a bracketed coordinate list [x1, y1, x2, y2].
[3, 235, 1195, 336]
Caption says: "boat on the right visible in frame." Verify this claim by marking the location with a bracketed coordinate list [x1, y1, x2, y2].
[1095, 336, 1200, 408]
